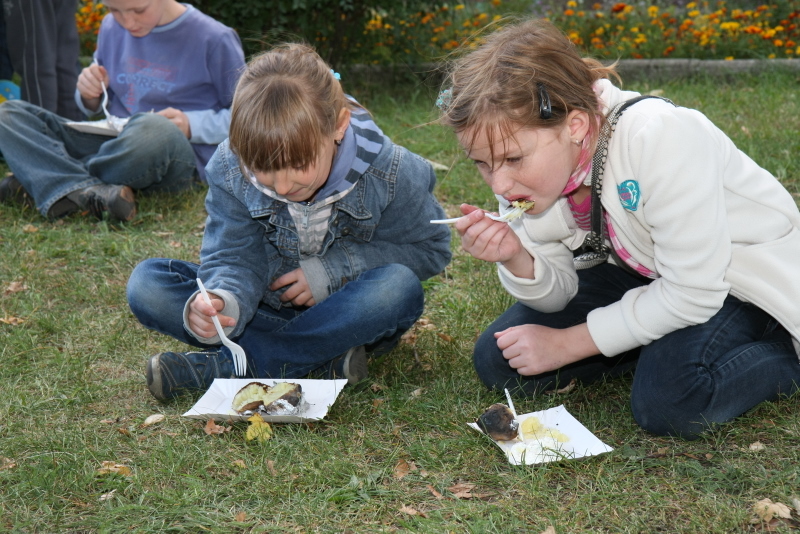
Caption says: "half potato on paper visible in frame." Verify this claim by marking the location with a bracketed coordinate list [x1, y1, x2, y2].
[183, 378, 348, 423]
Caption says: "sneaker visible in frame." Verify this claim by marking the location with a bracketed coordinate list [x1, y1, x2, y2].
[146, 350, 234, 401]
[0, 174, 33, 207]
[65, 184, 137, 221]
[330, 346, 368, 385]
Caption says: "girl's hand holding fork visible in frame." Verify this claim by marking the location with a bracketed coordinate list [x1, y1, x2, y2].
[455, 203, 534, 279]
[188, 292, 236, 339]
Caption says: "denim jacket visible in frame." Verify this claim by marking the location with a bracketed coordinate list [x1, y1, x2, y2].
[194, 137, 452, 339]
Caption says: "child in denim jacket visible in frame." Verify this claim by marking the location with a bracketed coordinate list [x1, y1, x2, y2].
[127, 43, 452, 400]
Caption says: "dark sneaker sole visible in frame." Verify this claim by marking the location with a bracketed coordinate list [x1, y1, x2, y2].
[146, 353, 170, 401]
[0, 174, 34, 208]
[110, 185, 137, 221]
[343, 346, 368, 385]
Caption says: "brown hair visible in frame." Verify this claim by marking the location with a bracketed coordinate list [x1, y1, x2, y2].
[229, 43, 349, 173]
[439, 18, 619, 162]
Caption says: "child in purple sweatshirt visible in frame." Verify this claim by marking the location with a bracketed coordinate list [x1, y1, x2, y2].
[0, 0, 245, 222]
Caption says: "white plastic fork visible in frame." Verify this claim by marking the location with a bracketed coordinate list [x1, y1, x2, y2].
[196, 278, 247, 377]
[99, 79, 128, 133]
[430, 205, 530, 225]
[505, 388, 526, 442]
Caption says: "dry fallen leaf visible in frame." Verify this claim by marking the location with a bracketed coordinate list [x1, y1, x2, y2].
[266, 459, 277, 476]
[399, 505, 427, 517]
[99, 489, 117, 502]
[22, 224, 38, 233]
[0, 315, 24, 325]
[142, 414, 165, 427]
[749, 441, 766, 451]
[204, 418, 231, 435]
[401, 317, 438, 345]
[541, 527, 557, 534]
[447, 482, 493, 500]
[556, 378, 577, 394]
[400, 329, 417, 345]
[4, 281, 28, 295]
[395, 460, 411, 480]
[410, 388, 424, 398]
[752, 498, 793, 522]
[97, 461, 132, 477]
[418, 318, 435, 329]
[791, 496, 800, 513]
[394, 459, 417, 480]
[246, 414, 273, 442]
[234, 511, 247, 522]
[426, 485, 443, 499]
[448, 483, 476, 499]
[437, 333, 453, 342]
[0, 457, 16, 471]
[231, 459, 246, 469]
[546, 378, 577, 395]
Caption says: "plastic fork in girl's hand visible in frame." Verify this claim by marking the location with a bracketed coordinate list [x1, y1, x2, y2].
[430, 204, 533, 225]
[196, 278, 247, 377]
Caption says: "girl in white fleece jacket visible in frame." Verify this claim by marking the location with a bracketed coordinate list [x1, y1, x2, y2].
[436, 18, 800, 439]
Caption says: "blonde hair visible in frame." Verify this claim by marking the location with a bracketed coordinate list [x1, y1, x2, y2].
[229, 43, 348, 173]
[439, 18, 619, 161]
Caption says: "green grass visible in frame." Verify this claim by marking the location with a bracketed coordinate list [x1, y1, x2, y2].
[1, 70, 799, 533]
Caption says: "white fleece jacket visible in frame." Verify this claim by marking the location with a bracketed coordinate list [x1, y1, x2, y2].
[496, 80, 800, 358]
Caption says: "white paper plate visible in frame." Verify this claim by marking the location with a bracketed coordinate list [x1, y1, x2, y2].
[469, 405, 614, 465]
[183, 378, 348, 423]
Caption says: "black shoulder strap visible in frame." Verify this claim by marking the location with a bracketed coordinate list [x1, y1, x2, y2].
[573, 95, 675, 270]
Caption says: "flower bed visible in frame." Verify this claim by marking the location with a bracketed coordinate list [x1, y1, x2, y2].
[74, 1, 800, 61]
[549, 0, 799, 59]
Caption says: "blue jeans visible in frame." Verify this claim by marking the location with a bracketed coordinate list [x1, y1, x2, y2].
[0, 99, 196, 216]
[127, 259, 424, 378]
[474, 263, 800, 439]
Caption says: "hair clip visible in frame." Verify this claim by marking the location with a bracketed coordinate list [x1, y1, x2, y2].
[436, 88, 452, 112]
[538, 82, 552, 120]
[330, 69, 341, 80]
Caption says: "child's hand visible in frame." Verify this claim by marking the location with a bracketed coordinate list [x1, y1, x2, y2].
[187, 291, 236, 339]
[157, 107, 191, 138]
[495, 323, 598, 376]
[455, 203, 533, 278]
[76, 63, 108, 111]
[271, 268, 316, 307]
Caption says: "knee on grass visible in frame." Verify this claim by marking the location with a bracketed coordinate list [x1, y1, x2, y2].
[631, 395, 717, 440]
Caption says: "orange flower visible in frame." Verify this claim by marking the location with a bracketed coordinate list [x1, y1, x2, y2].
[611, 3, 627, 13]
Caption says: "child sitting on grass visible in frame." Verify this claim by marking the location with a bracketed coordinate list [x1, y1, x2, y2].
[127, 43, 452, 400]
[0, 0, 244, 222]
[437, 18, 800, 439]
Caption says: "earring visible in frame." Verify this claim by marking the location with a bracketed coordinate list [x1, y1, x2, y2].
[571, 138, 582, 146]
[334, 138, 342, 146]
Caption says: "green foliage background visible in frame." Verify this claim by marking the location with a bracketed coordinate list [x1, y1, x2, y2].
[186, 0, 376, 65]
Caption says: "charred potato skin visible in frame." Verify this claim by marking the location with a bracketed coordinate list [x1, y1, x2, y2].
[232, 382, 272, 414]
[260, 383, 303, 414]
[476, 403, 519, 441]
[232, 382, 303, 415]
